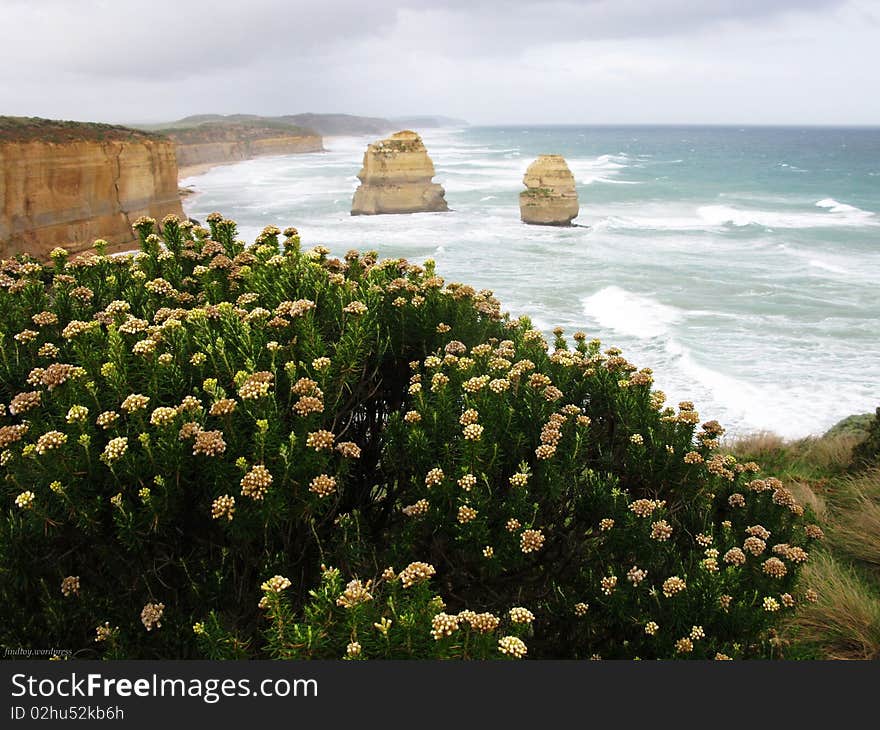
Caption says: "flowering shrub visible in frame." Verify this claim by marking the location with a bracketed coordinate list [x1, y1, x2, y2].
[196, 563, 533, 660]
[0, 215, 818, 659]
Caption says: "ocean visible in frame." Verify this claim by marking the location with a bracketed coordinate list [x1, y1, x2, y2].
[181, 125, 880, 439]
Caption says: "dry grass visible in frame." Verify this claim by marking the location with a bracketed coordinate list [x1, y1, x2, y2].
[725, 432, 860, 487]
[725, 431, 786, 460]
[729, 429, 880, 659]
[828, 469, 880, 568]
[832, 499, 880, 568]
[789, 480, 827, 522]
[800, 434, 861, 472]
[788, 553, 880, 660]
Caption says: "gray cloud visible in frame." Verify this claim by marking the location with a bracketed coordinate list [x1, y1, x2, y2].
[0, 0, 844, 78]
[0, 0, 875, 125]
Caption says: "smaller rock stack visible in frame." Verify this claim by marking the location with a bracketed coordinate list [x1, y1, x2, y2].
[351, 131, 449, 215]
[519, 155, 579, 226]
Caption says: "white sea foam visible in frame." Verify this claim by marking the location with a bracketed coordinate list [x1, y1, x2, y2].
[603, 212, 715, 232]
[695, 204, 877, 230]
[563, 153, 638, 185]
[587, 177, 642, 185]
[582, 287, 681, 339]
[182, 127, 880, 438]
[816, 198, 864, 214]
[778, 162, 808, 173]
[808, 258, 849, 275]
[660, 340, 821, 438]
[778, 243, 880, 283]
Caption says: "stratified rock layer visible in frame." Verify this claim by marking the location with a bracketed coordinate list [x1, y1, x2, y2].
[351, 131, 448, 215]
[169, 123, 324, 176]
[519, 155, 579, 226]
[1, 121, 184, 258]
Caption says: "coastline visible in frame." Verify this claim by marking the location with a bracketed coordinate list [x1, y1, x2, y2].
[177, 134, 368, 202]
[178, 144, 340, 194]
[176, 125, 880, 438]
[178, 160, 238, 200]
[179, 161, 235, 179]
[178, 155, 305, 203]
[177, 134, 373, 183]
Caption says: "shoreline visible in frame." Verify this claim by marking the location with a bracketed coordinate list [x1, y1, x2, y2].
[173, 128, 879, 438]
[177, 136, 359, 203]
[177, 133, 379, 184]
[178, 161, 237, 179]
[178, 150, 328, 197]
[178, 152, 320, 202]
[177, 160, 237, 200]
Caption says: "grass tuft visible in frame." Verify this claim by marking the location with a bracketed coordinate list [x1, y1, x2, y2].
[788, 553, 880, 660]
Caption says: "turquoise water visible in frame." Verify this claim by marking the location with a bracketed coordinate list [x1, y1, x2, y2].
[182, 125, 880, 438]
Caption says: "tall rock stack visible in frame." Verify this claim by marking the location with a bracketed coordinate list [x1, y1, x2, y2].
[351, 131, 448, 215]
[519, 155, 579, 226]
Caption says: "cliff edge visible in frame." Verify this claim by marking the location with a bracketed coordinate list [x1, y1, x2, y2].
[0, 117, 184, 259]
[351, 130, 448, 215]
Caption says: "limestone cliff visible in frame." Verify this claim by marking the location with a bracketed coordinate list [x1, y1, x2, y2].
[168, 123, 324, 176]
[0, 118, 184, 259]
[520, 155, 579, 226]
[351, 131, 448, 215]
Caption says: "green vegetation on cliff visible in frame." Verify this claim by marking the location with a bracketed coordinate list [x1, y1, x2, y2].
[141, 112, 391, 137]
[0, 116, 163, 144]
[157, 120, 319, 145]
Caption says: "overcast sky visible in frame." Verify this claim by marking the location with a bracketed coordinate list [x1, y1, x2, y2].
[1, 0, 878, 126]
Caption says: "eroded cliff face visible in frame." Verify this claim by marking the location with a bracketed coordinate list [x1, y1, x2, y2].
[1, 136, 184, 259]
[169, 124, 324, 176]
[351, 130, 448, 215]
[520, 155, 579, 226]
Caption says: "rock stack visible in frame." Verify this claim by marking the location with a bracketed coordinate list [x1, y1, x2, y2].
[519, 155, 579, 226]
[351, 131, 448, 215]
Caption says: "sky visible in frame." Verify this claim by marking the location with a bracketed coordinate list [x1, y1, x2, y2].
[1, 0, 878, 126]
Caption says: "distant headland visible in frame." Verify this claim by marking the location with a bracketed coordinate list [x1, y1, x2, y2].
[138, 113, 468, 178]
